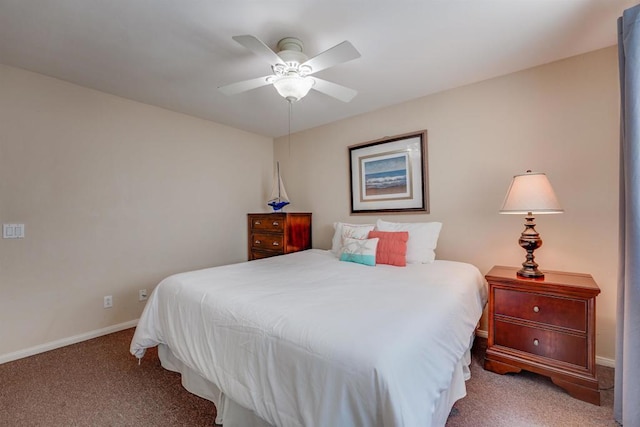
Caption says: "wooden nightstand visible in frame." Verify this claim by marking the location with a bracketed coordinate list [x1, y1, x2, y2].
[247, 213, 312, 260]
[483, 265, 601, 405]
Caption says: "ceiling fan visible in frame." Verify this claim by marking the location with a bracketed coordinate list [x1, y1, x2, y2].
[218, 35, 361, 103]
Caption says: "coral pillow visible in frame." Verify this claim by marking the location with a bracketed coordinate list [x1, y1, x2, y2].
[368, 230, 409, 267]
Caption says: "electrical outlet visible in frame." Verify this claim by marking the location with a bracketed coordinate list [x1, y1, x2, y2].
[3, 224, 25, 239]
[103, 295, 113, 309]
[138, 289, 148, 301]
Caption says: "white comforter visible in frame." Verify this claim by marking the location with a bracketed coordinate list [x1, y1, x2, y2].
[130, 249, 487, 427]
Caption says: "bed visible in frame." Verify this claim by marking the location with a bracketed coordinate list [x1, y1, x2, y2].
[130, 248, 487, 427]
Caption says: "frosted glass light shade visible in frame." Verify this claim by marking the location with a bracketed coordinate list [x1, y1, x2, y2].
[500, 171, 563, 214]
[272, 75, 314, 102]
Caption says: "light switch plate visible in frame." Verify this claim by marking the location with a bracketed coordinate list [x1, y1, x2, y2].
[3, 224, 25, 239]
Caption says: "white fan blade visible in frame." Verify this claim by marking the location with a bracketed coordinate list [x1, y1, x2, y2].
[302, 41, 361, 74]
[218, 75, 272, 96]
[232, 35, 284, 65]
[312, 77, 357, 102]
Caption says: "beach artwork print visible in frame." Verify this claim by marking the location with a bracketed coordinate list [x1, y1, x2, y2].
[349, 130, 428, 214]
[361, 152, 411, 201]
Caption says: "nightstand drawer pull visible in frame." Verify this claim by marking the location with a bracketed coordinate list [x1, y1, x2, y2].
[254, 221, 261, 225]
[272, 221, 279, 226]
[533, 306, 540, 313]
[533, 339, 539, 346]
[255, 240, 261, 244]
[272, 242, 279, 246]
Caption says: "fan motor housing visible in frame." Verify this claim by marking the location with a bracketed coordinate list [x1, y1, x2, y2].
[277, 37, 308, 66]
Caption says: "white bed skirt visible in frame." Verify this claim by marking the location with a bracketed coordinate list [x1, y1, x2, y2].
[157, 340, 472, 427]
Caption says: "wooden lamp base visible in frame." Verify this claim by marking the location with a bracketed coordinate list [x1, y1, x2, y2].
[517, 215, 544, 278]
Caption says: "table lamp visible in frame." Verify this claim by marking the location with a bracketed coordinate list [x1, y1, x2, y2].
[500, 170, 563, 278]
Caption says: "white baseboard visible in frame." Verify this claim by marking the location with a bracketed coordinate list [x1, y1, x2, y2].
[0, 319, 138, 365]
[474, 329, 615, 368]
[596, 356, 615, 368]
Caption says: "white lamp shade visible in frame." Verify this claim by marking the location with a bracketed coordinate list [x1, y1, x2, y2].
[272, 75, 314, 102]
[500, 171, 563, 214]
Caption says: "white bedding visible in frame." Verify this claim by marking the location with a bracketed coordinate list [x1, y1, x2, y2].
[130, 249, 487, 427]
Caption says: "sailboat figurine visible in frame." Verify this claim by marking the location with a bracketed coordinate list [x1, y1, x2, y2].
[267, 162, 290, 212]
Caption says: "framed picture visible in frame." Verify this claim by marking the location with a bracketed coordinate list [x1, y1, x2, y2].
[349, 130, 428, 214]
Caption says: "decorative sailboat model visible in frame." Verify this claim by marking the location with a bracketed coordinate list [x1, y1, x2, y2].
[267, 162, 290, 211]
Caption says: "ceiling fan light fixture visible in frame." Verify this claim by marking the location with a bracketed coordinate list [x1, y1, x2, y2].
[220, 35, 360, 103]
[272, 75, 314, 102]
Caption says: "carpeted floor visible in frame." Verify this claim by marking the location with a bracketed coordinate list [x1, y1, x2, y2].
[0, 329, 216, 426]
[0, 328, 616, 426]
[448, 339, 616, 427]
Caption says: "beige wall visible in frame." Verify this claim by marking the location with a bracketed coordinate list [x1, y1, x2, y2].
[276, 47, 619, 362]
[0, 64, 272, 358]
[1, 46, 620, 363]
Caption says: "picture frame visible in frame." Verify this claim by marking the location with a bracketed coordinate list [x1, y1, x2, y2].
[348, 130, 428, 214]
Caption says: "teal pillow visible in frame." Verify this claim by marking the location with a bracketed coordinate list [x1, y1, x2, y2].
[339, 237, 379, 266]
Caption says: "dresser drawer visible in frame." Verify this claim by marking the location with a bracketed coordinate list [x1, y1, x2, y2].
[494, 288, 586, 332]
[251, 233, 285, 253]
[251, 250, 277, 260]
[250, 215, 285, 232]
[494, 319, 587, 367]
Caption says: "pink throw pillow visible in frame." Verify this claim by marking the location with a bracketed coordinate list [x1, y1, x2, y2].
[367, 230, 409, 267]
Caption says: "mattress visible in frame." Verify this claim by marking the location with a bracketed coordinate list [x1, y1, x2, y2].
[131, 249, 487, 426]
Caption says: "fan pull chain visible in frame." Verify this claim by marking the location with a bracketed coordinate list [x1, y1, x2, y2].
[288, 99, 292, 158]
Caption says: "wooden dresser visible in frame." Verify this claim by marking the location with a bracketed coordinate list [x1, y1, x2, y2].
[247, 213, 312, 260]
[483, 265, 601, 405]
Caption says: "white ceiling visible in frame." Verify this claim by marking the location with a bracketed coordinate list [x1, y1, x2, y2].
[0, 1, 635, 138]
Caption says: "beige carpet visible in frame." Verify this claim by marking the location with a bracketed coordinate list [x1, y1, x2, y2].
[0, 328, 615, 426]
[448, 338, 616, 427]
[0, 329, 215, 426]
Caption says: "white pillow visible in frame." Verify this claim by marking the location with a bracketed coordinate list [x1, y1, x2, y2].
[375, 219, 442, 264]
[331, 222, 375, 255]
[339, 237, 379, 266]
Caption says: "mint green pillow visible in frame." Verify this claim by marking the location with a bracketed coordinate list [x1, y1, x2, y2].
[340, 237, 379, 266]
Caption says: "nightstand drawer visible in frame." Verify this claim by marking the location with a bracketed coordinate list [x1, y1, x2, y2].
[494, 319, 587, 367]
[494, 288, 587, 332]
[251, 233, 285, 253]
[250, 215, 285, 232]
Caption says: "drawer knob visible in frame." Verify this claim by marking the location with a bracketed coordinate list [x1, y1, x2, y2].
[272, 242, 279, 246]
[255, 240, 261, 244]
[533, 339, 539, 346]
[255, 221, 261, 225]
[272, 221, 279, 226]
[533, 306, 540, 313]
